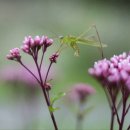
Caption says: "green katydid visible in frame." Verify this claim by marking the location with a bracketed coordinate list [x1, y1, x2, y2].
[57, 25, 106, 58]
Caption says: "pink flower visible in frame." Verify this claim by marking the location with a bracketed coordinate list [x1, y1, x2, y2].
[88, 52, 130, 91]
[21, 44, 30, 53]
[46, 38, 53, 47]
[34, 36, 41, 45]
[21, 35, 53, 54]
[7, 48, 21, 61]
[23, 36, 34, 47]
[69, 83, 96, 103]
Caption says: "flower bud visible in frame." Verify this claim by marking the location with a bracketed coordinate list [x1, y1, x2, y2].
[7, 48, 21, 61]
[44, 82, 52, 91]
[49, 53, 59, 63]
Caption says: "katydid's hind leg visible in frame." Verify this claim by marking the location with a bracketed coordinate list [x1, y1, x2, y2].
[74, 45, 80, 56]
[92, 25, 105, 59]
[70, 43, 80, 56]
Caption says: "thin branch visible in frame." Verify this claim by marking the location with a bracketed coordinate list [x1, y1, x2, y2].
[127, 124, 130, 130]
[33, 56, 58, 130]
[40, 46, 45, 70]
[44, 62, 53, 84]
[125, 104, 130, 116]
[106, 86, 121, 125]
[103, 87, 112, 108]
[117, 97, 123, 111]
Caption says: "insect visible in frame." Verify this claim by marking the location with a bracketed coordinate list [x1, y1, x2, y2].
[57, 25, 107, 57]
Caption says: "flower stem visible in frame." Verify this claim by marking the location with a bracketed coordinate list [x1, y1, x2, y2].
[103, 87, 115, 130]
[34, 57, 58, 130]
[76, 102, 83, 130]
[39, 46, 45, 70]
[110, 107, 115, 130]
[119, 100, 126, 130]
[76, 114, 83, 130]
[125, 104, 130, 116]
[127, 124, 130, 130]
[119, 88, 128, 130]
[44, 62, 52, 83]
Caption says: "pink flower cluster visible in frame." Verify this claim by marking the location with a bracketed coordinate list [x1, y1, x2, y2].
[7, 35, 55, 62]
[7, 48, 21, 60]
[69, 83, 95, 102]
[21, 35, 53, 54]
[7, 35, 59, 129]
[88, 52, 130, 90]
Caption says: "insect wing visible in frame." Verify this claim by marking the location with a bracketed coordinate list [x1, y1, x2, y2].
[77, 38, 107, 47]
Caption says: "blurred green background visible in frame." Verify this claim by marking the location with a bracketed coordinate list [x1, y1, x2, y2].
[0, 0, 130, 129]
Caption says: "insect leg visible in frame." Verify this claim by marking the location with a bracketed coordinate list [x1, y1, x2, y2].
[92, 25, 105, 59]
[70, 42, 80, 56]
[77, 25, 94, 39]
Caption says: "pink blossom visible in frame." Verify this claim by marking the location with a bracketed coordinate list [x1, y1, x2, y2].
[46, 38, 53, 47]
[69, 83, 96, 102]
[7, 48, 21, 61]
[21, 35, 53, 54]
[88, 52, 130, 91]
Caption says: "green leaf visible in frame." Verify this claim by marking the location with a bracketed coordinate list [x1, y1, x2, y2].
[51, 92, 66, 105]
[49, 106, 60, 112]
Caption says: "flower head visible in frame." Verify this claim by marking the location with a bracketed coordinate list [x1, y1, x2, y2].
[88, 52, 130, 91]
[69, 83, 96, 103]
[21, 35, 53, 54]
[7, 48, 21, 61]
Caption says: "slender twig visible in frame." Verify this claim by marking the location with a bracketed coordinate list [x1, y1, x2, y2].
[103, 87, 114, 130]
[117, 97, 123, 111]
[76, 114, 83, 130]
[44, 62, 53, 84]
[106, 86, 121, 125]
[127, 124, 130, 130]
[125, 104, 130, 116]
[103, 87, 112, 108]
[119, 86, 128, 130]
[110, 108, 115, 130]
[76, 102, 84, 130]
[33, 56, 58, 130]
[119, 97, 127, 130]
[40, 46, 45, 70]
[46, 90, 50, 102]
[43, 62, 53, 102]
